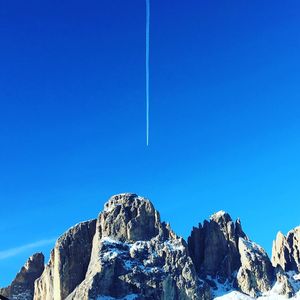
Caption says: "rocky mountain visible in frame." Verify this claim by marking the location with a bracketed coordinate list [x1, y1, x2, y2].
[1, 193, 300, 300]
[272, 227, 300, 273]
[0, 253, 44, 299]
[187, 210, 276, 298]
[188, 211, 247, 281]
[236, 238, 274, 297]
[34, 219, 97, 300]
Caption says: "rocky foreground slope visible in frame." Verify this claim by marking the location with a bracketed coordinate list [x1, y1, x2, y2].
[1, 193, 300, 300]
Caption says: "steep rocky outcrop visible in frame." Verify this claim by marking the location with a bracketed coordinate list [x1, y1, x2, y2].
[34, 219, 96, 300]
[273, 270, 295, 297]
[67, 193, 207, 300]
[2, 194, 300, 300]
[236, 238, 274, 297]
[188, 211, 247, 281]
[272, 227, 300, 272]
[188, 211, 276, 297]
[0, 253, 44, 300]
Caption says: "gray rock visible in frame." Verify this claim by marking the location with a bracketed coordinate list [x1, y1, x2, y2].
[272, 227, 300, 272]
[188, 211, 276, 298]
[6, 194, 299, 300]
[236, 238, 274, 297]
[100, 193, 163, 242]
[66, 193, 208, 300]
[34, 219, 96, 300]
[188, 211, 247, 281]
[0, 253, 44, 300]
[274, 269, 295, 298]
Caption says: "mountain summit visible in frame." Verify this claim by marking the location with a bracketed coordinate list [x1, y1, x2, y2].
[1, 193, 300, 300]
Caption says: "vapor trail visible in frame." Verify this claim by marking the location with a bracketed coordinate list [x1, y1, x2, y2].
[146, 0, 150, 146]
[0, 238, 56, 260]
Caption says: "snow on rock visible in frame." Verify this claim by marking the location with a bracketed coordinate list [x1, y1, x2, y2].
[66, 193, 205, 300]
[3, 193, 300, 300]
[214, 291, 253, 300]
[237, 238, 274, 297]
[210, 210, 228, 221]
[98, 236, 185, 276]
[239, 239, 268, 262]
[214, 289, 300, 300]
[213, 269, 300, 300]
[96, 294, 138, 300]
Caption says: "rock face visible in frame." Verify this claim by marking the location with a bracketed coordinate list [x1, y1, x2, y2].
[188, 211, 276, 297]
[100, 193, 162, 242]
[274, 270, 295, 298]
[66, 193, 206, 300]
[236, 238, 274, 297]
[0, 253, 44, 300]
[188, 211, 247, 281]
[34, 219, 96, 300]
[2, 194, 300, 300]
[272, 227, 300, 272]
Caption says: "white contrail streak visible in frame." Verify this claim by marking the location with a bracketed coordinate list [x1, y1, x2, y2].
[146, 0, 150, 146]
[0, 238, 56, 260]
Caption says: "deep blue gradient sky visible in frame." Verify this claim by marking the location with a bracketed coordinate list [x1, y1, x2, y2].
[1, 0, 300, 286]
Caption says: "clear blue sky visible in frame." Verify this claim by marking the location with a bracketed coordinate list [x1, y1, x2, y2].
[1, 0, 300, 286]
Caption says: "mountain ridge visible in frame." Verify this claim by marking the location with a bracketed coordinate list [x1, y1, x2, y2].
[1, 193, 300, 300]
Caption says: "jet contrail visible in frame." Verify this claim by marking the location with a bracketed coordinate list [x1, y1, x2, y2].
[146, 0, 150, 146]
[0, 238, 56, 260]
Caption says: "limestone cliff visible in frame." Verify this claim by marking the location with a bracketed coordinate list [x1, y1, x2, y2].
[66, 193, 206, 300]
[34, 219, 96, 300]
[272, 227, 300, 272]
[0, 253, 44, 299]
[2, 194, 300, 300]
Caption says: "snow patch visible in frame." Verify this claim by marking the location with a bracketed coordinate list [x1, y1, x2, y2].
[214, 290, 253, 300]
[210, 210, 227, 220]
[97, 236, 181, 278]
[239, 238, 267, 262]
[213, 271, 300, 300]
[214, 290, 300, 300]
[97, 294, 138, 300]
[164, 240, 185, 252]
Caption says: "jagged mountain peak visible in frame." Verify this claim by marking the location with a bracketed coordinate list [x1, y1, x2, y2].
[287, 226, 300, 238]
[103, 193, 147, 212]
[209, 210, 232, 223]
[34, 219, 96, 300]
[272, 225, 300, 273]
[24, 253, 44, 271]
[0, 253, 44, 300]
[2, 194, 300, 300]
[237, 238, 274, 297]
[33, 193, 205, 300]
[275, 230, 285, 240]
[100, 193, 164, 243]
[188, 211, 248, 280]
